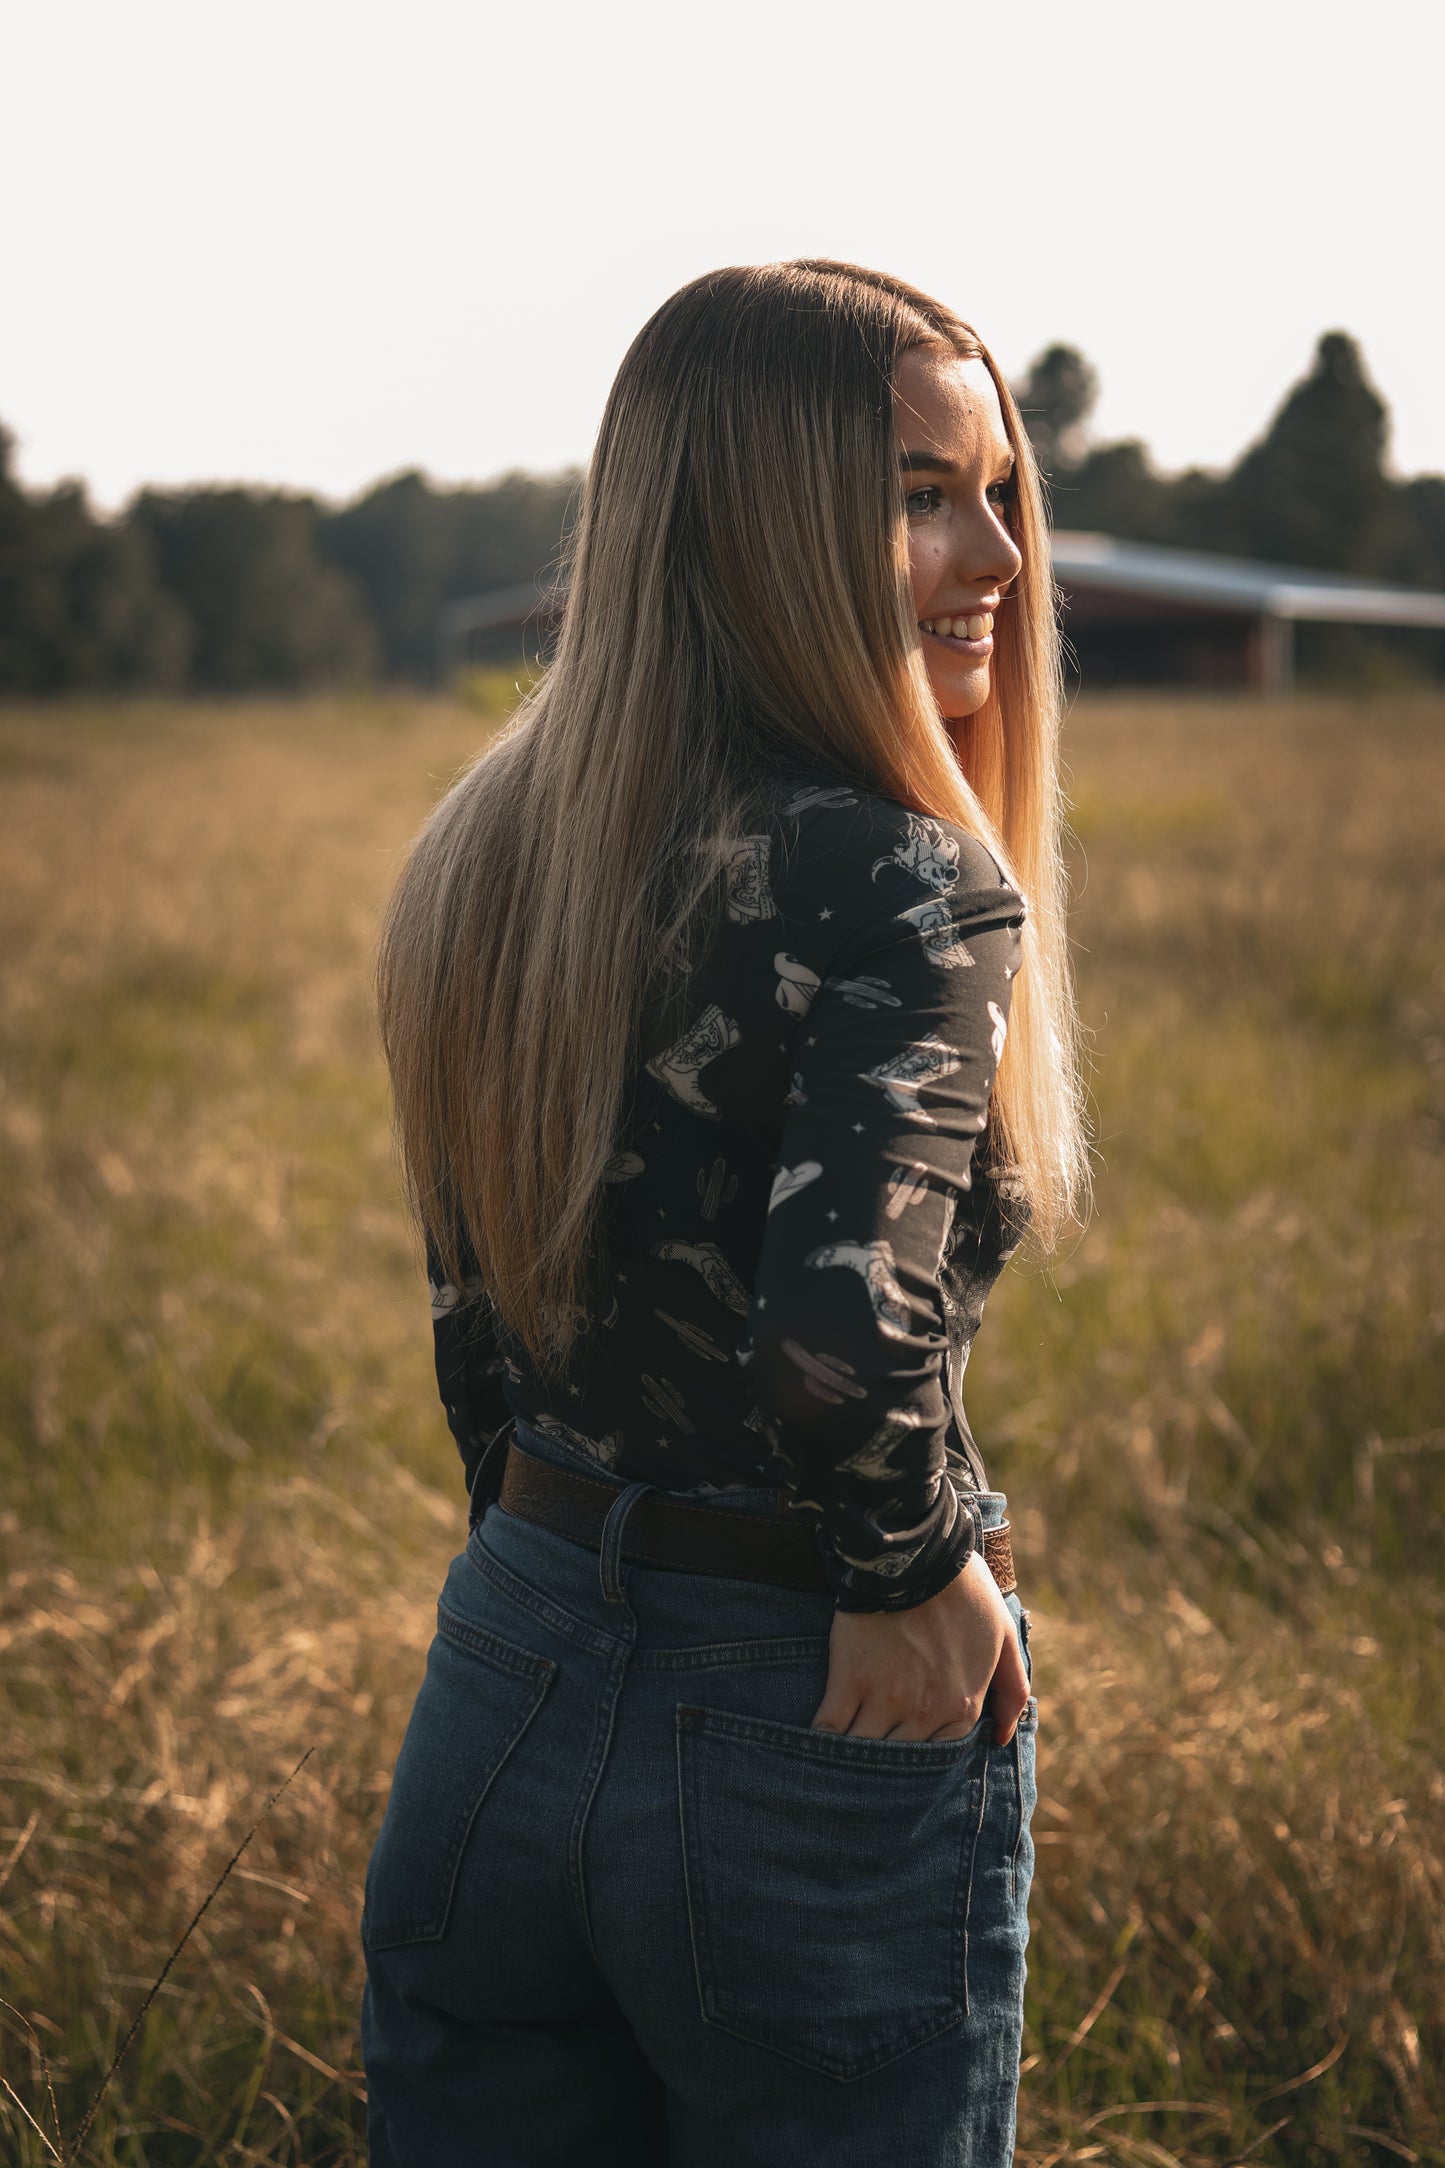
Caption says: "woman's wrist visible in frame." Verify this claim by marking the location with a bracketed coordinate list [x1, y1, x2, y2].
[826, 1485, 981, 1615]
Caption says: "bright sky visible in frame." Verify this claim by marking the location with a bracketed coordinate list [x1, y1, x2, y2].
[5, 0, 1440, 514]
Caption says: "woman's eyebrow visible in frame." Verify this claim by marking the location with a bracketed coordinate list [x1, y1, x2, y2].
[899, 449, 1018, 477]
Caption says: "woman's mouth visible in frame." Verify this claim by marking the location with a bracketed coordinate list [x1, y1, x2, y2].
[920, 611, 994, 656]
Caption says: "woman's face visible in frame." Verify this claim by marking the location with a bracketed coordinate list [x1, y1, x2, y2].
[893, 345, 1023, 722]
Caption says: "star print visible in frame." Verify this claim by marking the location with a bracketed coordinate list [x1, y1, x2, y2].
[455, 797, 1026, 1553]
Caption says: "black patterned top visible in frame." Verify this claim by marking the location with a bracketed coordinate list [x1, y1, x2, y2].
[427, 752, 1030, 1612]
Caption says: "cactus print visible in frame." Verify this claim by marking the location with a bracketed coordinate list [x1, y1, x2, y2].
[427, 752, 1028, 1613]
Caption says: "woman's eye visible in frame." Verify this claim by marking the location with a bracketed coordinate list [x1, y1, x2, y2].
[905, 485, 944, 516]
[988, 478, 1019, 514]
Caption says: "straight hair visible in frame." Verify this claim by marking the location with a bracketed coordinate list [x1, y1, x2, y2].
[376, 259, 1091, 1380]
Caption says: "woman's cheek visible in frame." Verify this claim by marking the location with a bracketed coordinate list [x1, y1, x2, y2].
[908, 536, 946, 617]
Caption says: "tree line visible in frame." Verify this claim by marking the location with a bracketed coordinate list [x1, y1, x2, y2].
[1020, 331, 1445, 591]
[2, 329, 1443, 696]
[0, 448, 581, 694]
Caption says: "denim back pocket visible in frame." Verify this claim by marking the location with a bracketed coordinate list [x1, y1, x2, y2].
[675, 1703, 989, 2081]
[363, 1604, 555, 1952]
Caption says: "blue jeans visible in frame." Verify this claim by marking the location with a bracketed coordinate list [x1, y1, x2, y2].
[361, 1417, 1037, 2166]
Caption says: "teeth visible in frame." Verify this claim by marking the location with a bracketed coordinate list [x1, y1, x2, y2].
[921, 612, 995, 641]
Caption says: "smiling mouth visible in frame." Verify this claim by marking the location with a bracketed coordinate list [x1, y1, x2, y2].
[920, 612, 994, 642]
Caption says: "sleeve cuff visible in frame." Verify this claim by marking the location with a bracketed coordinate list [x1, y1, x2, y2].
[819, 1477, 981, 1614]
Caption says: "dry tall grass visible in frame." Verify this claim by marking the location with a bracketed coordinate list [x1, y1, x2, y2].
[0, 689, 1441, 2166]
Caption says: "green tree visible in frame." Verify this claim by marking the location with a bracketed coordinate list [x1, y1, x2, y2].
[131, 487, 376, 690]
[1012, 343, 1099, 481]
[1382, 474, 1445, 588]
[1215, 331, 1393, 572]
[1046, 438, 1180, 542]
[0, 425, 190, 693]
[318, 466, 580, 680]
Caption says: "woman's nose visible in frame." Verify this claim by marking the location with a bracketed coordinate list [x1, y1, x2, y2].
[962, 512, 1021, 594]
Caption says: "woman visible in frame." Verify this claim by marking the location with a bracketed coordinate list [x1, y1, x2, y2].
[362, 259, 1090, 2167]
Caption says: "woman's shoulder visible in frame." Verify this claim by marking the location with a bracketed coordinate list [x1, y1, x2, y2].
[751, 753, 1020, 913]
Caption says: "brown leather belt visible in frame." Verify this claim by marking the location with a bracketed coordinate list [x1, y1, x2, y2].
[496, 1439, 1017, 1599]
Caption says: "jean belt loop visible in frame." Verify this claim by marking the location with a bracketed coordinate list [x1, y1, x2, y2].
[599, 1480, 658, 1604]
[466, 1420, 515, 1529]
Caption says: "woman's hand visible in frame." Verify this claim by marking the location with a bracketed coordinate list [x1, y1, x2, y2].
[810, 1552, 1030, 1744]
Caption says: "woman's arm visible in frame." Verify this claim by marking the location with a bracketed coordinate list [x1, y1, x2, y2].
[748, 839, 1022, 1609]
[745, 835, 1031, 1739]
[426, 1229, 516, 1522]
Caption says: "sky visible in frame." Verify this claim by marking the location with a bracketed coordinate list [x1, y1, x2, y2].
[4, 0, 1441, 515]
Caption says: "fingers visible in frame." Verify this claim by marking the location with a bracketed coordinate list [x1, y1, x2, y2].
[884, 1694, 984, 1742]
[815, 1691, 983, 1741]
[810, 1686, 861, 1734]
[810, 1569, 1029, 1742]
[986, 1632, 1031, 1746]
[987, 1695, 1031, 1748]
[923, 1707, 985, 1743]
[815, 1690, 1033, 1744]
[816, 1691, 988, 1741]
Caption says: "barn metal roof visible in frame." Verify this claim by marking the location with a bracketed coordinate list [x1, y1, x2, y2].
[440, 534, 1445, 651]
[1050, 530, 1445, 626]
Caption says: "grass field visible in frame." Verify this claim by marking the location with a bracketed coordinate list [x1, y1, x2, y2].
[1, 686, 1441, 2167]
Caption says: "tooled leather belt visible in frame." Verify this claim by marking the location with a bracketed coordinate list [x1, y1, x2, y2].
[496, 1438, 1017, 1599]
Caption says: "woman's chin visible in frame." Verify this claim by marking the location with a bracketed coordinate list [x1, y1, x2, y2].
[928, 658, 992, 722]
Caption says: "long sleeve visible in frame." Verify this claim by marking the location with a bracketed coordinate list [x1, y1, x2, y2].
[426, 1228, 517, 1521]
[746, 835, 1025, 1612]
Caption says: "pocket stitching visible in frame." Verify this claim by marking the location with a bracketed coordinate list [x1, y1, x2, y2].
[1008, 1730, 1025, 1902]
[363, 1625, 555, 1952]
[677, 1702, 992, 1770]
[675, 1702, 986, 2081]
[436, 1601, 558, 1685]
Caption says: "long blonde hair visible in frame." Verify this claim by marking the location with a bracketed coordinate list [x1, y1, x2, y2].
[376, 259, 1091, 1380]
